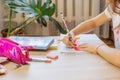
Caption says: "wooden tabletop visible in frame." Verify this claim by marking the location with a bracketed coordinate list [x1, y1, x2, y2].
[0, 34, 120, 80]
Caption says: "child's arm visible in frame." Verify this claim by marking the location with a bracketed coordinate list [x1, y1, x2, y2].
[97, 45, 120, 67]
[79, 43, 120, 67]
[71, 11, 111, 36]
[63, 11, 111, 47]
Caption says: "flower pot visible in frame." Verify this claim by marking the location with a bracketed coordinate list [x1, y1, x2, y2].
[1, 28, 24, 37]
[1, 28, 8, 37]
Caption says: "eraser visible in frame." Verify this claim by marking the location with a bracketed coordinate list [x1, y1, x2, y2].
[74, 39, 80, 51]
[46, 54, 58, 59]
[74, 47, 80, 51]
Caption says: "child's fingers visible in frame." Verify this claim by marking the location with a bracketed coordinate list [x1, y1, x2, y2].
[77, 43, 88, 50]
[68, 42, 76, 48]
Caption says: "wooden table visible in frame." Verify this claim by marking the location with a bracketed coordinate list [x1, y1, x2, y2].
[0, 34, 120, 80]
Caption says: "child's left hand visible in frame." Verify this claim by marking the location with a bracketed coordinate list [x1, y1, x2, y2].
[77, 42, 105, 54]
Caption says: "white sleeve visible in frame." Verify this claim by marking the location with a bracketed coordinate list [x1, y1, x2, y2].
[104, 7, 112, 19]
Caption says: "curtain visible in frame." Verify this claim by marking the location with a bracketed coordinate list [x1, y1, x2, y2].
[50, 0, 110, 38]
[94, 0, 109, 38]
[52, 0, 109, 38]
[0, 0, 110, 37]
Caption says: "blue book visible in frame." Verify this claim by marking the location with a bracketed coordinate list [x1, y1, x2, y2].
[9, 36, 54, 50]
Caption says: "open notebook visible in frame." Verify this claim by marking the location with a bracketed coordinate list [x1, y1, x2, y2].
[59, 34, 103, 53]
[9, 36, 54, 50]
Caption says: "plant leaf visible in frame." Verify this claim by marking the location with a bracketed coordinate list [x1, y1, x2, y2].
[34, 8, 43, 15]
[22, 0, 27, 3]
[7, 3, 22, 9]
[13, 9, 33, 13]
[37, 0, 42, 9]
[36, 18, 42, 24]
[42, 3, 55, 16]
[45, 0, 52, 4]
[49, 17, 67, 34]
[27, 13, 38, 18]
[41, 17, 47, 27]
[30, 0, 36, 8]
[4, 0, 66, 34]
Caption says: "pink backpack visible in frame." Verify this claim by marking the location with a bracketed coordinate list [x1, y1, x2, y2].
[0, 38, 30, 65]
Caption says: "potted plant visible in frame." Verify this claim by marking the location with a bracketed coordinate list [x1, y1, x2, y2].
[2, 0, 67, 37]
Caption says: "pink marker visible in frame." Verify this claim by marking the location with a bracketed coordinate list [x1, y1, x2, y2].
[30, 58, 52, 63]
[46, 54, 58, 59]
[74, 40, 80, 51]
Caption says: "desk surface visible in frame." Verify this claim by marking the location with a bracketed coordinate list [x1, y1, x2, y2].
[1, 34, 120, 80]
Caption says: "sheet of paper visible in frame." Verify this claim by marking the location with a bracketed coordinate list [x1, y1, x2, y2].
[58, 34, 104, 53]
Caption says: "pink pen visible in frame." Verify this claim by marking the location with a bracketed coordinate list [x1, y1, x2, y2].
[60, 12, 72, 42]
[30, 58, 52, 63]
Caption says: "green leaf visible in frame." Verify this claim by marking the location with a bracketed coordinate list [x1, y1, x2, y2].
[4, 0, 66, 35]
[36, 16, 47, 27]
[41, 17, 47, 27]
[4, 0, 10, 1]
[5, 0, 28, 8]
[8, 3, 22, 9]
[41, 0, 52, 11]
[37, 16, 49, 24]
[35, 8, 43, 16]
[13, 9, 33, 13]
[27, 13, 37, 18]
[11, 0, 25, 5]
[45, 0, 52, 4]
[40, 1, 55, 16]
[36, 18, 42, 24]
[42, 3, 55, 16]
[30, 0, 36, 8]
[41, 3, 48, 11]
[22, 0, 27, 3]
[49, 17, 67, 34]
[37, 0, 42, 9]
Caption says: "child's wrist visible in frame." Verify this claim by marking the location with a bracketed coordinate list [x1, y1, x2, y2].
[67, 31, 74, 36]
[96, 44, 105, 54]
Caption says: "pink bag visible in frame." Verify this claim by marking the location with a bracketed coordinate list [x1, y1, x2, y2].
[0, 38, 30, 65]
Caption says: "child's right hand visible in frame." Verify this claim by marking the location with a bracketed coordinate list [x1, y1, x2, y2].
[63, 32, 76, 48]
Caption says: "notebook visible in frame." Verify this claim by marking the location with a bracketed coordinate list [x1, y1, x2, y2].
[9, 36, 54, 50]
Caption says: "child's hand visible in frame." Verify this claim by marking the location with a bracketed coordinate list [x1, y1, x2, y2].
[78, 42, 105, 54]
[63, 32, 76, 48]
